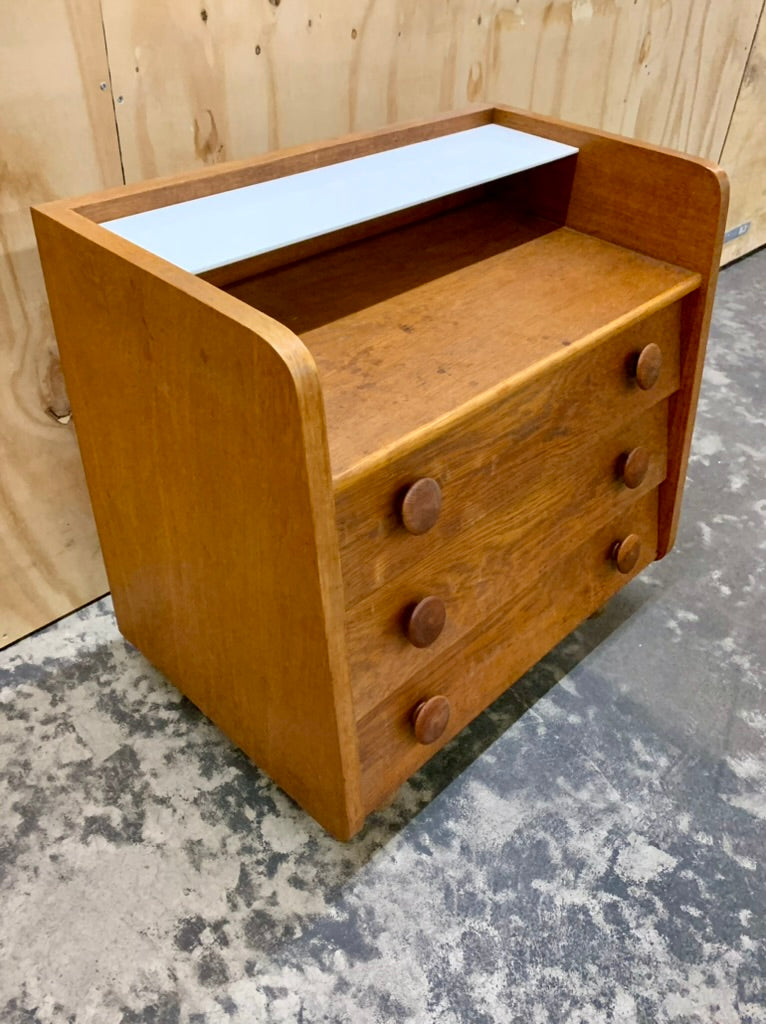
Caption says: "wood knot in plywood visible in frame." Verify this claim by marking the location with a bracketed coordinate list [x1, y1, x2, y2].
[43, 354, 72, 423]
[467, 61, 484, 102]
[194, 109, 225, 164]
[638, 31, 651, 65]
[571, 0, 594, 23]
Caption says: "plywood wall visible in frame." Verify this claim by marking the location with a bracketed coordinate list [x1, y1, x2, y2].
[720, 3, 766, 263]
[0, 1, 123, 646]
[101, 0, 762, 183]
[2, 0, 764, 646]
[489, 0, 762, 162]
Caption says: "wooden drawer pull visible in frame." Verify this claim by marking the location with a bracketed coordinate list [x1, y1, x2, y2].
[405, 595, 446, 648]
[412, 695, 451, 744]
[611, 534, 641, 574]
[401, 477, 442, 534]
[620, 446, 650, 489]
[634, 343, 662, 390]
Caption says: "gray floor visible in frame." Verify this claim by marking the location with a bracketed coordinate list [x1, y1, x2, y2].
[1, 248, 765, 1024]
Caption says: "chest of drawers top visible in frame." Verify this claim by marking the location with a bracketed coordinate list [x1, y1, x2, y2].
[33, 106, 728, 839]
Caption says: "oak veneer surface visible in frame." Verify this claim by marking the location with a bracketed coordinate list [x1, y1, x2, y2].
[336, 302, 683, 608]
[359, 489, 660, 811]
[6, 1, 754, 649]
[32, 208, 363, 840]
[32, 107, 726, 839]
[491, 107, 728, 557]
[227, 198, 700, 480]
[346, 397, 671, 712]
[347, 402, 669, 719]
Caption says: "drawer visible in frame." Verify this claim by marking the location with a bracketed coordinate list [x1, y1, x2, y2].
[357, 489, 660, 813]
[347, 401, 668, 719]
[336, 300, 682, 608]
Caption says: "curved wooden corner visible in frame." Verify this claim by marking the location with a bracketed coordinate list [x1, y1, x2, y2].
[490, 104, 729, 562]
[32, 204, 364, 839]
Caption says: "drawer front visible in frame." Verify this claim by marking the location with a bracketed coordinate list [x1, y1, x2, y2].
[336, 300, 682, 609]
[358, 490, 659, 813]
[347, 401, 668, 719]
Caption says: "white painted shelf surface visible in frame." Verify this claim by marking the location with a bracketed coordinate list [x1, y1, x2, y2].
[103, 124, 578, 275]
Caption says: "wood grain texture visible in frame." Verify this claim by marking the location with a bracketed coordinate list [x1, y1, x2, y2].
[229, 200, 698, 481]
[621, 446, 650, 490]
[75, 110, 493, 225]
[400, 478, 443, 536]
[720, 2, 766, 263]
[98, 0, 760, 182]
[491, 106, 728, 559]
[405, 597, 448, 650]
[32, 207, 363, 840]
[0, 0, 123, 646]
[611, 534, 642, 574]
[7, 2, 759, 647]
[98, 0, 495, 182]
[487, 0, 762, 161]
[635, 342, 663, 391]
[347, 403, 669, 721]
[359, 489, 660, 813]
[336, 304, 682, 609]
[412, 696, 451, 746]
[30, 108, 727, 837]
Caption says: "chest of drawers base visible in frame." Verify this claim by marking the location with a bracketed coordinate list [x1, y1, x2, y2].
[33, 106, 727, 839]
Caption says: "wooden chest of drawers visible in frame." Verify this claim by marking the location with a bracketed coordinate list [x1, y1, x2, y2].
[33, 106, 727, 838]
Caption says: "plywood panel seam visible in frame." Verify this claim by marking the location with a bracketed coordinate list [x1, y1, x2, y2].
[717, 0, 766, 164]
[97, 0, 127, 185]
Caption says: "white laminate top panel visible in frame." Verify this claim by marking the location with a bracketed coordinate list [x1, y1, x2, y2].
[103, 124, 578, 274]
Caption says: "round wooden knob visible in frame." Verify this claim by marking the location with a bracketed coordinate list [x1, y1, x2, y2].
[634, 343, 662, 390]
[401, 478, 442, 534]
[405, 596, 446, 648]
[621, 446, 650, 489]
[412, 695, 451, 744]
[611, 534, 641, 574]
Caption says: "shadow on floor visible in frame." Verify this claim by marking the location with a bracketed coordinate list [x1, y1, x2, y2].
[360, 577, 656, 844]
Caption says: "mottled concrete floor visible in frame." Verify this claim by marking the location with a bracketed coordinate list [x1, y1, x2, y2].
[2, 248, 765, 1024]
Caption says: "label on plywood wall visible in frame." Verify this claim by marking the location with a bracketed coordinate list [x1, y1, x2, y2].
[724, 222, 751, 244]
